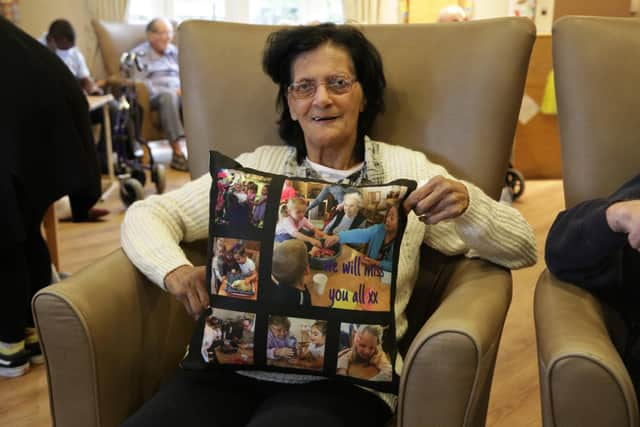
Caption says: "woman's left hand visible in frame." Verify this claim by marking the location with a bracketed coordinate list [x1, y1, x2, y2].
[403, 175, 469, 225]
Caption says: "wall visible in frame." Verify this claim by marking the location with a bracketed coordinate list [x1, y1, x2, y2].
[19, 0, 106, 78]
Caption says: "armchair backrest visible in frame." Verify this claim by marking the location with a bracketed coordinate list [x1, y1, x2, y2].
[179, 19, 535, 200]
[553, 16, 640, 208]
[92, 20, 148, 77]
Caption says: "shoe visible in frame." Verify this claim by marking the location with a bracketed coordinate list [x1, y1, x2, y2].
[170, 153, 189, 172]
[67, 207, 109, 223]
[25, 328, 44, 365]
[0, 341, 30, 378]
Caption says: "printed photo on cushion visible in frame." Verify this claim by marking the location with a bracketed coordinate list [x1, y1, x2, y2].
[336, 323, 393, 382]
[215, 169, 272, 232]
[210, 237, 260, 300]
[201, 309, 256, 365]
[266, 315, 327, 372]
[272, 182, 408, 312]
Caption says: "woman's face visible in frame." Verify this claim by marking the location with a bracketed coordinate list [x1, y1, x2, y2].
[384, 206, 398, 234]
[287, 44, 364, 157]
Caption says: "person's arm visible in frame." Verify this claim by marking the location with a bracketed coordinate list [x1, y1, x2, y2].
[545, 176, 640, 291]
[307, 186, 332, 212]
[402, 149, 537, 270]
[337, 224, 380, 245]
[545, 199, 627, 291]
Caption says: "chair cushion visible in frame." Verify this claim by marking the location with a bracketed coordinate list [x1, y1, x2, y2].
[182, 151, 417, 394]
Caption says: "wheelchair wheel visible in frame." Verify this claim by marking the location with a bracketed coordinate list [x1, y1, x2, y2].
[131, 166, 147, 188]
[505, 168, 525, 201]
[120, 178, 145, 207]
[152, 163, 167, 194]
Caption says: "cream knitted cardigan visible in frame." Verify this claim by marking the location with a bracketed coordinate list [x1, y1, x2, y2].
[121, 140, 536, 390]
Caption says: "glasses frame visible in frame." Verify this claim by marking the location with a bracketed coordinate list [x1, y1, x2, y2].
[287, 76, 358, 100]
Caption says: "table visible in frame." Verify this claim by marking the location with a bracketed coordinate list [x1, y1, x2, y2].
[267, 352, 324, 371]
[87, 94, 116, 200]
[344, 362, 381, 380]
[213, 344, 254, 365]
[309, 244, 391, 312]
[218, 277, 258, 301]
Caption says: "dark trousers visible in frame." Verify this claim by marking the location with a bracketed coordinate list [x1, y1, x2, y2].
[120, 370, 392, 427]
[0, 207, 51, 343]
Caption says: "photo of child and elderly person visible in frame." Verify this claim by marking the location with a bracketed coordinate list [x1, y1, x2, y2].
[211, 238, 260, 300]
[266, 315, 327, 372]
[336, 323, 393, 382]
[201, 309, 256, 365]
[215, 169, 271, 231]
[272, 181, 408, 312]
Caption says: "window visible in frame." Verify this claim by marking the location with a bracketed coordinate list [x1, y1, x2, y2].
[127, 0, 343, 24]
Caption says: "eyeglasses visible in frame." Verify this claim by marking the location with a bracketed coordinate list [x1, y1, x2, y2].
[287, 76, 358, 100]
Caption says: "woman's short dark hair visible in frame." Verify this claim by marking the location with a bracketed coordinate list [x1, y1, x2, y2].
[262, 23, 386, 164]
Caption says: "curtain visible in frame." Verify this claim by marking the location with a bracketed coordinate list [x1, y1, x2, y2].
[86, 0, 130, 78]
[342, 0, 381, 24]
[342, 0, 399, 24]
[87, 0, 130, 21]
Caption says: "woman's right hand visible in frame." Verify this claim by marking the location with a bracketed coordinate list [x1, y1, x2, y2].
[164, 265, 209, 320]
[310, 238, 323, 248]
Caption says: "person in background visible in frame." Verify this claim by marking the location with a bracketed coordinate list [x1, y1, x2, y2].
[131, 17, 188, 171]
[0, 16, 101, 377]
[41, 18, 109, 221]
[42, 19, 102, 95]
[438, 5, 469, 22]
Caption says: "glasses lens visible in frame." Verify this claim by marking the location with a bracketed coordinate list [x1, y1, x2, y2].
[328, 77, 352, 93]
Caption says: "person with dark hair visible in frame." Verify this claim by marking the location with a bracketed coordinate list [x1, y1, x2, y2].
[546, 175, 640, 398]
[130, 17, 188, 171]
[0, 16, 101, 377]
[42, 19, 102, 96]
[121, 23, 536, 426]
[41, 18, 110, 220]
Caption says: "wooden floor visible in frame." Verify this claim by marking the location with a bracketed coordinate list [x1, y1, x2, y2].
[0, 174, 566, 427]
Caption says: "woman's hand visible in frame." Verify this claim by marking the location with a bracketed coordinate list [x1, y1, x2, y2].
[164, 265, 209, 320]
[403, 175, 469, 225]
[361, 256, 379, 266]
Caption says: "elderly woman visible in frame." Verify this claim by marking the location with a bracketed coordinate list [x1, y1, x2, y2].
[121, 23, 536, 427]
[323, 191, 366, 234]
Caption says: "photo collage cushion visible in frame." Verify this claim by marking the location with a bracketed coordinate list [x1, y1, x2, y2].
[182, 151, 417, 393]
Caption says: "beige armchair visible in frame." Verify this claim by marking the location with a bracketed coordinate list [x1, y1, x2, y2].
[34, 18, 535, 427]
[535, 16, 640, 427]
[92, 20, 166, 142]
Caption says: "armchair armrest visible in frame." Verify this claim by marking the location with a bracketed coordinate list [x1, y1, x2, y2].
[399, 258, 512, 427]
[33, 249, 195, 427]
[534, 269, 639, 427]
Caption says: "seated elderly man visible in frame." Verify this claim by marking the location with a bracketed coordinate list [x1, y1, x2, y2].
[131, 17, 188, 171]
